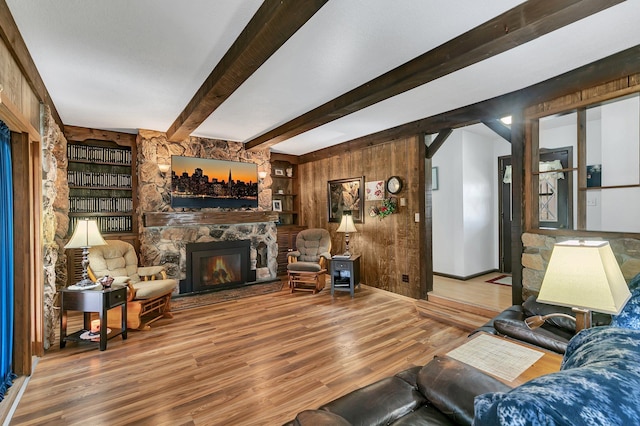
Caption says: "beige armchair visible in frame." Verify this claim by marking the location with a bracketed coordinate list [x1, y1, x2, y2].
[88, 239, 176, 330]
[287, 228, 332, 294]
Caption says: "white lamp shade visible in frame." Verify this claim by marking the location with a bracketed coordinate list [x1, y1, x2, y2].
[64, 219, 107, 249]
[336, 214, 357, 233]
[258, 171, 268, 179]
[537, 240, 630, 315]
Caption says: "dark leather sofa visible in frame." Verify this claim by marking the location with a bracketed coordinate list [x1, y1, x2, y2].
[285, 356, 510, 426]
[473, 295, 610, 354]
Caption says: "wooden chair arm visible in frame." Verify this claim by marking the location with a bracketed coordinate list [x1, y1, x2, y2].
[87, 267, 98, 283]
[138, 266, 168, 280]
[124, 281, 136, 302]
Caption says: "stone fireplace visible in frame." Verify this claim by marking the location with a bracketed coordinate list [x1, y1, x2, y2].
[134, 130, 277, 294]
[139, 214, 279, 295]
[181, 240, 257, 294]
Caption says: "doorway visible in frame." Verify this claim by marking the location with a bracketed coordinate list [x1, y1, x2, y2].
[498, 147, 573, 272]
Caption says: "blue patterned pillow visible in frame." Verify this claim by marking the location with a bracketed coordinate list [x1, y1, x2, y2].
[628, 272, 640, 291]
[474, 327, 640, 426]
[611, 287, 640, 330]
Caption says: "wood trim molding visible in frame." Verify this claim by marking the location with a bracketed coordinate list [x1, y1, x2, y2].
[245, 0, 623, 151]
[166, 0, 328, 142]
[0, 92, 39, 141]
[11, 131, 33, 375]
[144, 211, 280, 227]
[63, 125, 136, 147]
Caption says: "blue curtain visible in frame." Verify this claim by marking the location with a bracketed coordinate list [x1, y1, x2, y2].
[0, 120, 15, 401]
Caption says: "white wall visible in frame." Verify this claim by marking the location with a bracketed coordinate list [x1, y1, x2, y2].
[432, 131, 464, 275]
[600, 97, 640, 232]
[432, 126, 510, 277]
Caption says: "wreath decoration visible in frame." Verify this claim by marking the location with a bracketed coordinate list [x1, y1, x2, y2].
[369, 197, 397, 220]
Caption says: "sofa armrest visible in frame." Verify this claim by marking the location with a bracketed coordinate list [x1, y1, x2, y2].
[471, 305, 525, 337]
[493, 319, 569, 354]
[290, 410, 351, 426]
[417, 356, 511, 426]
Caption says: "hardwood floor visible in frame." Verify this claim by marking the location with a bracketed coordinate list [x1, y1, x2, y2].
[10, 285, 469, 425]
[432, 272, 513, 312]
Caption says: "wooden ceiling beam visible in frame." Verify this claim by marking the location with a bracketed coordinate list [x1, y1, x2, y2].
[246, 0, 623, 151]
[166, 0, 328, 142]
[426, 129, 453, 159]
[299, 44, 640, 163]
[482, 119, 512, 143]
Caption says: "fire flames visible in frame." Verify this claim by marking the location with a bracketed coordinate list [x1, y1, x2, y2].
[203, 256, 237, 285]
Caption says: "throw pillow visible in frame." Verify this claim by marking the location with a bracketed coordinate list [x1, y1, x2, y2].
[610, 287, 640, 330]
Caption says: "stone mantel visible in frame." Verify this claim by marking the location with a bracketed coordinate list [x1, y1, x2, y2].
[143, 211, 279, 227]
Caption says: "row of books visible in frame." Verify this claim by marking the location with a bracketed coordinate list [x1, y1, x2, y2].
[70, 215, 132, 234]
[68, 144, 131, 164]
[69, 197, 133, 213]
[68, 171, 132, 188]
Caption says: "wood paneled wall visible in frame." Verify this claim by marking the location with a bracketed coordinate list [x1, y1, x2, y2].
[299, 136, 424, 298]
[0, 38, 39, 130]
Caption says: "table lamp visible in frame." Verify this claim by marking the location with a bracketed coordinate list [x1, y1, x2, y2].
[526, 240, 631, 332]
[336, 212, 357, 256]
[64, 219, 107, 288]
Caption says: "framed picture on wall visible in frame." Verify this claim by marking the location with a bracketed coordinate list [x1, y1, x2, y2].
[272, 200, 282, 212]
[365, 180, 385, 200]
[327, 176, 364, 223]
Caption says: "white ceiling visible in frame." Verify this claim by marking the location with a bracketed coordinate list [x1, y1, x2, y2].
[6, 1, 640, 156]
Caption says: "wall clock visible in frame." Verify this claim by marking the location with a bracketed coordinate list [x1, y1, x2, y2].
[386, 176, 403, 194]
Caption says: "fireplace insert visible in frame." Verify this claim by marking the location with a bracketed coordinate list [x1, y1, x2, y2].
[181, 240, 256, 294]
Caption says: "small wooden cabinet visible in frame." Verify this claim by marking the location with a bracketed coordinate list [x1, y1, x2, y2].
[59, 286, 127, 351]
[331, 255, 361, 297]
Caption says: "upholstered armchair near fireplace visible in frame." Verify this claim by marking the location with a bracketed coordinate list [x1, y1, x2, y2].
[88, 240, 177, 330]
[287, 228, 332, 294]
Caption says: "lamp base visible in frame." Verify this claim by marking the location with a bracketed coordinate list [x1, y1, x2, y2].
[573, 307, 592, 332]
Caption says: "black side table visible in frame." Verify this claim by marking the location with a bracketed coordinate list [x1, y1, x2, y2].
[60, 286, 127, 351]
[330, 255, 361, 297]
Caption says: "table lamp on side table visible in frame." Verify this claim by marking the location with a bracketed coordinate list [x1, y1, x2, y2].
[64, 219, 107, 288]
[526, 240, 631, 332]
[336, 212, 357, 257]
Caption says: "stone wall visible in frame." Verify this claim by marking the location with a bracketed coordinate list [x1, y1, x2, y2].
[522, 232, 640, 300]
[136, 130, 277, 287]
[42, 105, 69, 349]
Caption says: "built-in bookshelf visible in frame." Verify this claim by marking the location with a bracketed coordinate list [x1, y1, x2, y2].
[270, 155, 299, 226]
[64, 126, 138, 237]
[270, 153, 305, 275]
[64, 126, 139, 286]
[67, 141, 134, 234]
